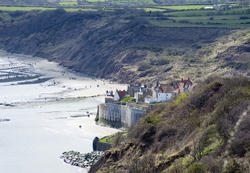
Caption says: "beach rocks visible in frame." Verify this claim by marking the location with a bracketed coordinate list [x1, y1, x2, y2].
[60, 150, 103, 168]
[0, 118, 10, 122]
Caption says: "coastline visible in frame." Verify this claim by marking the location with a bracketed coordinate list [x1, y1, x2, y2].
[0, 50, 126, 173]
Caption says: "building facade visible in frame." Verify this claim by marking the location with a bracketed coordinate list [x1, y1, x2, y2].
[97, 103, 146, 127]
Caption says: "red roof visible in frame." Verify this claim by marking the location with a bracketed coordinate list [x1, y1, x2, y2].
[117, 90, 127, 99]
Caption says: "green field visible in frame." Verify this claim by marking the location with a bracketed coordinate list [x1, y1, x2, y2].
[164, 7, 250, 17]
[155, 5, 213, 10]
[59, 1, 78, 6]
[87, 0, 106, 2]
[137, 7, 165, 12]
[147, 7, 250, 28]
[0, 4, 249, 29]
[109, 0, 155, 5]
[0, 6, 56, 11]
[0, 6, 98, 12]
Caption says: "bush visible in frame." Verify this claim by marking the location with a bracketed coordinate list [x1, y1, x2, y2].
[223, 159, 242, 173]
[112, 132, 126, 147]
[138, 63, 150, 71]
[149, 58, 169, 66]
[128, 152, 156, 173]
[179, 20, 191, 24]
[239, 16, 249, 20]
[230, 114, 250, 157]
[157, 127, 177, 141]
[187, 162, 208, 173]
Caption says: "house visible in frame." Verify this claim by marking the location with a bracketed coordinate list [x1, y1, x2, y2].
[145, 96, 157, 104]
[105, 90, 115, 103]
[114, 90, 127, 101]
[127, 86, 141, 97]
[171, 78, 195, 94]
[157, 93, 174, 102]
[105, 96, 115, 103]
[134, 90, 144, 103]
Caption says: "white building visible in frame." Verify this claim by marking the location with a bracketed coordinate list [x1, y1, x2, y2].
[145, 96, 157, 104]
[157, 93, 174, 102]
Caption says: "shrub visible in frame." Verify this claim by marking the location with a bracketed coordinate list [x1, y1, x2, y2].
[230, 114, 250, 157]
[138, 63, 150, 71]
[112, 132, 126, 147]
[239, 16, 249, 19]
[140, 124, 156, 143]
[179, 20, 191, 24]
[139, 70, 153, 77]
[223, 159, 243, 173]
[95, 114, 99, 122]
[187, 162, 208, 173]
[128, 152, 156, 173]
[157, 128, 177, 141]
[149, 58, 169, 66]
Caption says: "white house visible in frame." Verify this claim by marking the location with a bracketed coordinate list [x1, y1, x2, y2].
[145, 96, 157, 104]
[157, 93, 174, 102]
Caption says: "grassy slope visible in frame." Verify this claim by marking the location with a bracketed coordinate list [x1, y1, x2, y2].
[0, 8, 249, 85]
[90, 77, 250, 173]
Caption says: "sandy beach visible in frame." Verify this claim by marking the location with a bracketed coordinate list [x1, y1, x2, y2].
[0, 50, 127, 173]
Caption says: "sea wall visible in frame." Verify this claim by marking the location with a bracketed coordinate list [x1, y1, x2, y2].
[93, 137, 111, 151]
[98, 103, 146, 127]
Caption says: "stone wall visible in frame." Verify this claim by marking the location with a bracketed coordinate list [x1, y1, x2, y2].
[98, 103, 146, 127]
[93, 137, 111, 151]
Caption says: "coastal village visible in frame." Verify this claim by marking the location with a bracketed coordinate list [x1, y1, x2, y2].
[96, 78, 197, 128]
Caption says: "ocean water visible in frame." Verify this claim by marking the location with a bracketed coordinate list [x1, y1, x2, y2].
[0, 51, 125, 173]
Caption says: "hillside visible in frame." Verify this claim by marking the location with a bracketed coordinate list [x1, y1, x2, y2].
[0, 8, 249, 84]
[0, 0, 242, 6]
[90, 77, 250, 173]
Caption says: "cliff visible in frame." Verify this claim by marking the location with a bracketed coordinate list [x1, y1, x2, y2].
[0, 9, 249, 84]
[90, 77, 250, 173]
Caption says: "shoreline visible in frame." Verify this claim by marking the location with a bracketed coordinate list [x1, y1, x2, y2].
[0, 50, 124, 173]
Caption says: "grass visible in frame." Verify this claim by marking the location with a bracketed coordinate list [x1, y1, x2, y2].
[87, 0, 106, 2]
[86, 0, 155, 4]
[110, 0, 155, 5]
[0, 6, 56, 11]
[164, 7, 250, 17]
[0, 6, 98, 12]
[156, 5, 213, 10]
[99, 135, 114, 144]
[147, 7, 250, 28]
[121, 97, 135, 103]
[138, 7, 166, 12]
[59, 1, 78, 6]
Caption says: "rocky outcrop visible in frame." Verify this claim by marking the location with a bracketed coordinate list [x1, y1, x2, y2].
[60, 150, 103, 168]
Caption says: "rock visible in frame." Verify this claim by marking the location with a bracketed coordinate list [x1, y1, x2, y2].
[60, 150, 103, 168]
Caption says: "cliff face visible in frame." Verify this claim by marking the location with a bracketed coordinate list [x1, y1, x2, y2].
[1, 9, 248, 84]
[90, 77, 250, 173]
